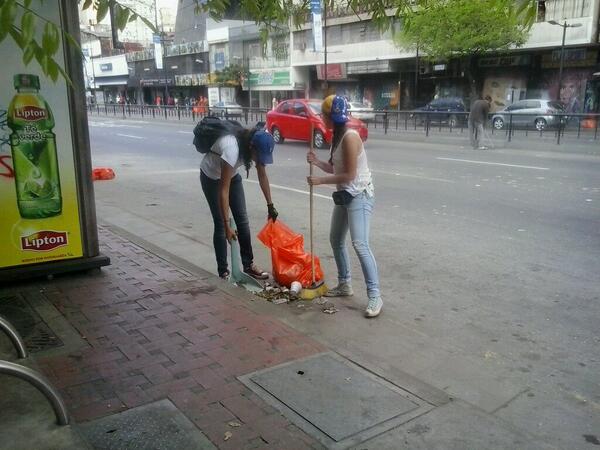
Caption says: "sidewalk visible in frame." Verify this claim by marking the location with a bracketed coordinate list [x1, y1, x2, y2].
[0, 226, 561, 449]
[1, 226, 324, 449]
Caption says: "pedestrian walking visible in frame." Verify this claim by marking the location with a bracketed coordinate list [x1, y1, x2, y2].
[200, 128, 278, 280]
[468, 95, 492, 150]
[306, 95, 383, 318]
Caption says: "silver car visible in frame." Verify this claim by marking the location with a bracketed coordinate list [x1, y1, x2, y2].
[211, 101, 243, 118]
[491, 99, 565, 131]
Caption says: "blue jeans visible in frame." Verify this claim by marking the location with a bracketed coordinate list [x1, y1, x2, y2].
[200, 171, 253, 276]
[330, 191, 380, 299]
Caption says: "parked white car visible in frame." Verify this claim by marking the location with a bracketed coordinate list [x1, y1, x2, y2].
[211, 101, 243, 118]
[348, 102, 375, 121]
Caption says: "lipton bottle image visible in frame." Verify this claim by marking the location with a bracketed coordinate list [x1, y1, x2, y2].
[8, 74, 62, 218]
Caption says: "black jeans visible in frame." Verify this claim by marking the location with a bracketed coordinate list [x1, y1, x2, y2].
[200, 171, 253, 276]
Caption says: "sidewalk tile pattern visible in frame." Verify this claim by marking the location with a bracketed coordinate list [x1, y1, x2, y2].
[22, 227, 326, 449]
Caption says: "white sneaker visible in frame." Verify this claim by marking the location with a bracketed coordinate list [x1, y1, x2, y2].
[365, 297, 383, 318]
[324, 283, 353, 297]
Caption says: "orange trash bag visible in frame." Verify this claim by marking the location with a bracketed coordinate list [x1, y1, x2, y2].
[257, 220, 324, 288]
[92, 168, 115, 181]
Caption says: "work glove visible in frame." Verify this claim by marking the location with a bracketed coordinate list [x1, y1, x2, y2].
[267, 203, 278, 222]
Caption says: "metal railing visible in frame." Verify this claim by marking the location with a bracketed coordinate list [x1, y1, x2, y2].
[0, 314, 69, 426]
[88, 103, 271, 127]
[88, 104, 600, 145]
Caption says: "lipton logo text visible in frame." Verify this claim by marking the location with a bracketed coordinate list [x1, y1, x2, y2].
[21, 231, 68, 252]
[15, 106, 47, 121]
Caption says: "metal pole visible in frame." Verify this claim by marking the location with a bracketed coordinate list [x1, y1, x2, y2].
[0, 360, 69, 425]
[414, 45, 419, 108]
[323, 0, 328, 94]
[0, 315, 28, 359]
[557, 23, 567, 102]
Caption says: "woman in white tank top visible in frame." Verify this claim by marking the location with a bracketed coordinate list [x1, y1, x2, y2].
[307, 95, 383, 318]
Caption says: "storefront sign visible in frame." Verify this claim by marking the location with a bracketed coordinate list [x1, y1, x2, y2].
[346, 60, 391, 74]
[99, 63, 113, 71]
[434, 64, 446, 71]
[164, 40, 208, 57]
[479, 55, 531, 67]
[542, 49, 597, 69]
[248, 70, 291, 86]
[317, 64, 346, 80]
[140, 78, 173, 86]
[174, 73, 211, 86]
[0, 3, 84, 268]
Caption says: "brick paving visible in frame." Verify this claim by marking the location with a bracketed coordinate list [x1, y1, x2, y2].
[22, 227, 326, 449]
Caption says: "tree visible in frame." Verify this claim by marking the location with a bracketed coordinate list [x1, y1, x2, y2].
[396, 0, 533, 99]
[0, 0, 537, 83]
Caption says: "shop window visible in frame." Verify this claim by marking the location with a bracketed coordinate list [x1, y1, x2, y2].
[293, 31, 308, 50]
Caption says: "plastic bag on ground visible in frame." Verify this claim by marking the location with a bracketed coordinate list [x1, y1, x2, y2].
[92, 168, 115, 181]
[257, 220, 324, 288]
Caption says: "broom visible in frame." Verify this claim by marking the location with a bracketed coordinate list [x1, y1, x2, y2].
[299, 125, 328, 300]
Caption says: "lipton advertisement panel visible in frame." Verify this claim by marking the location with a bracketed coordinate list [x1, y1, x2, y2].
[0, 2, 84, 268]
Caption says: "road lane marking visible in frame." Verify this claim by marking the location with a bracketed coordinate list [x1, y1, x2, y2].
[371, 169, 455, 183]
[116, 133, 145, 139]
[436, 157, 549, 171]
[244, 179, 332, 201]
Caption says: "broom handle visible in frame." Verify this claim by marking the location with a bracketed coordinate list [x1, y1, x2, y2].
[310, 125, 316, 285]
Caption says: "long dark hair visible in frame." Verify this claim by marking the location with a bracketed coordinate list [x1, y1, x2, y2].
[329, 123, 347, 164]
[235, 128, 256, 178]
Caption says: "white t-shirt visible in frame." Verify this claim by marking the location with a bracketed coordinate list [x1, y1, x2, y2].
[200, 135, 243, 180]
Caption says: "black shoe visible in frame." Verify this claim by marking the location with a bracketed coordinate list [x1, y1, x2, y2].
[219, 270, 230, 280]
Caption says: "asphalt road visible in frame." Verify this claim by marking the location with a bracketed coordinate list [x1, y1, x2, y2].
[89, 115, 600, 449]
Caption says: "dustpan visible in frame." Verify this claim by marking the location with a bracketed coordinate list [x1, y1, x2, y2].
[229, 219, 264, 292]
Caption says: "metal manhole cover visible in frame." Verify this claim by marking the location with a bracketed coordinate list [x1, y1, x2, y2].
[78, 399, 216, 450]
[0, 295, 63, 352]
[240, 353, 434, 449]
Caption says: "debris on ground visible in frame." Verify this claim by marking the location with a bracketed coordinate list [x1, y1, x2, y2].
[228, 421, 242, 428]
[322, 302, 339, 314]
[255, 282, 293, 304]
[224, 431, 232, 441]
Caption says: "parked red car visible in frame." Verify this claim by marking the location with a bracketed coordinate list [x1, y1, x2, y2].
[266, 99, 368, 149]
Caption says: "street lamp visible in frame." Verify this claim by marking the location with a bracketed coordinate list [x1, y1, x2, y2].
[548, 20, 582, 102]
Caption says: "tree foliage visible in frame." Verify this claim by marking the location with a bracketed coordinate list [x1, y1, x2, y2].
[396, 0, 533, 61]
[0, 0, 538, 83]
[214, 64, 247, 86]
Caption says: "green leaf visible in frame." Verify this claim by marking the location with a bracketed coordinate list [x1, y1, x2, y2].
[8, 25, 24, 49]
[42, 22, 60, 55]
[55, 62, 73, 86]
[20, 11, 35, 45]
[81, 0, 93, 10]
[115, 4, 130, 30]
[46, 58, 59, 82]
[63, 30, 82, 54]
[138, 15, 157, 33]
[22, 42, 35, 65]
[96, 0, 110, 23]
[1, 0, 17, 35]
[24, 0, 33, 7]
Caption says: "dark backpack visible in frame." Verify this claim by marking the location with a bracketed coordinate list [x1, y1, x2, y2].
[193, 116, 244, 153]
